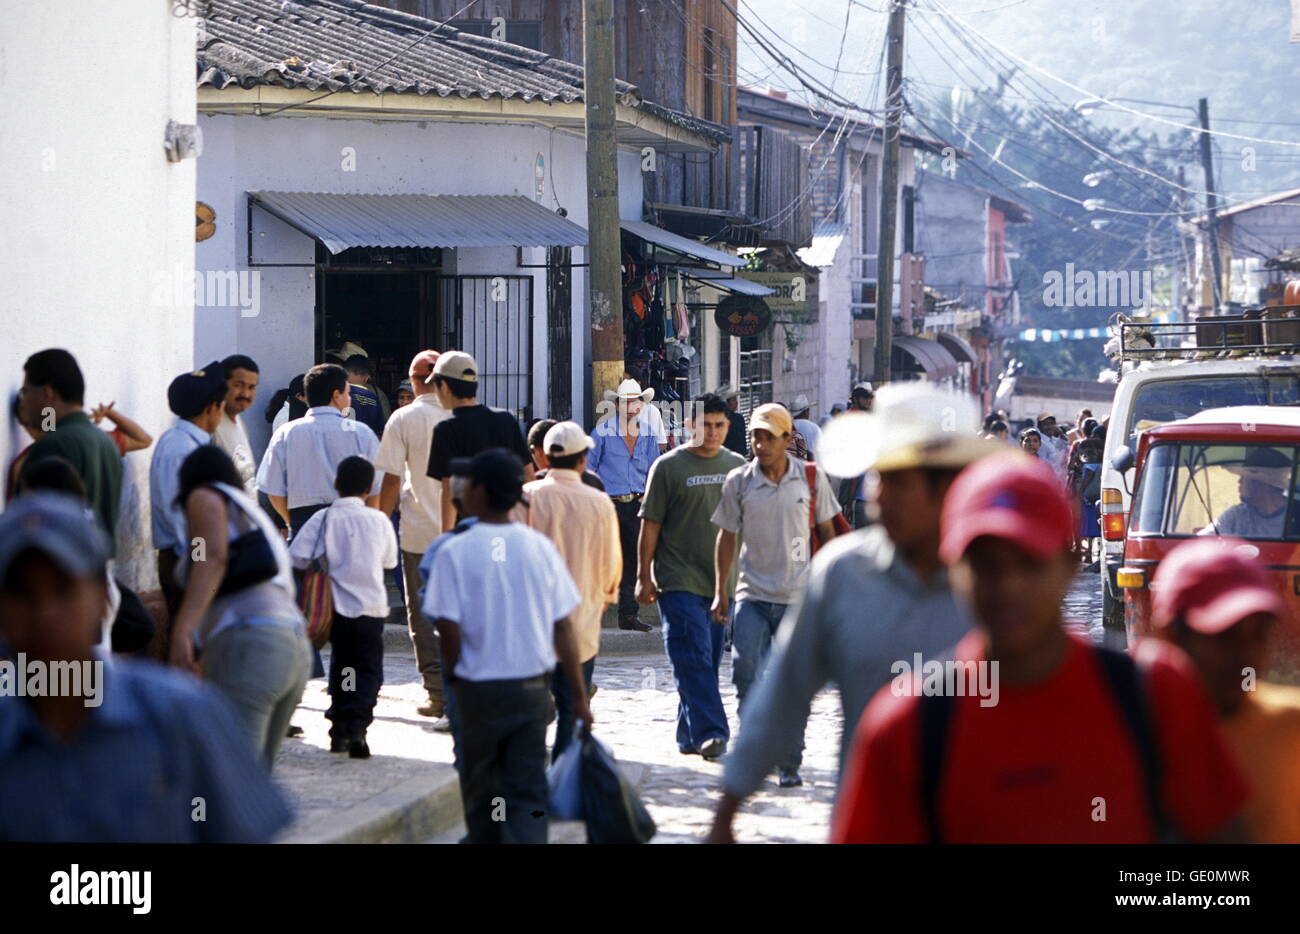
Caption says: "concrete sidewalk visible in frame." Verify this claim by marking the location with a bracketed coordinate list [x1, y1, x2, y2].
[273, 643, 654, 844]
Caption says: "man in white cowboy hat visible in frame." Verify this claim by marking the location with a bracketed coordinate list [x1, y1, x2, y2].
[715, 384, 748, 457]
[707, 382, 995, 843]
[788, 392, 821, 455]
[609, 377, 668, 452]
[590, 379, 662, 631]
[1200, 446, 1294, 539]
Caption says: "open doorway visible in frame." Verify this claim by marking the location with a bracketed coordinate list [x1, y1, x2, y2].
[315, 246, 444, 411]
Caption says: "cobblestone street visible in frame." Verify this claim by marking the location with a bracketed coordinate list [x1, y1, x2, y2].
[276, 568, 1109, 843]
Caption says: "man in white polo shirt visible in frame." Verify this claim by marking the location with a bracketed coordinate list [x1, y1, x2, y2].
[423, 449, 592, 844]
[375, 349, 451, 724]
[711, 402, 843, 787]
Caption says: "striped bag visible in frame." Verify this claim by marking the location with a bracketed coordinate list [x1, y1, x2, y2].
[297, 507, 333, 648]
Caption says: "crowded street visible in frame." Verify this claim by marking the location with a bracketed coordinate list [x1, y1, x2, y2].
[5, 0, 1300, 916]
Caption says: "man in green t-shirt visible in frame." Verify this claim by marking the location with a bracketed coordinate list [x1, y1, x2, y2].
[637, 394, 746, 759]
[17, 349, 123, 556]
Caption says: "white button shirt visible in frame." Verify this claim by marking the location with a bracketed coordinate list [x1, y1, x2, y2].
[257, 406, 381, 509]
[373, 393, 449, 553]
[289, 497, 398, 619]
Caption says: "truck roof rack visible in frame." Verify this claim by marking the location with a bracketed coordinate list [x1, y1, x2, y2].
[1117, 309, 1300, 366]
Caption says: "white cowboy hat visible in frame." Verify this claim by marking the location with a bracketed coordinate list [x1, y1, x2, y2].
[603, 378, 654, 404]
[816, 382, 994, 477]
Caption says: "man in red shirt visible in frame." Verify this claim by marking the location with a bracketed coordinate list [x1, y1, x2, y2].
[831, 452, 1248, 844]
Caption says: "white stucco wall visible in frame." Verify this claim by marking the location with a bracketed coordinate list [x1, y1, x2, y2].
[0, 2, 197, 590]
[197, 110, 644, 455]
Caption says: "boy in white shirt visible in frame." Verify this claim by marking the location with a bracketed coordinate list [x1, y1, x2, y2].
[423, 449, 593, 844]
[290, 456, 397, 759]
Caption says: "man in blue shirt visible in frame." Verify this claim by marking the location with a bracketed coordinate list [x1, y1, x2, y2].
[344, 355, 386, 438]
[147, 363, 227, 656]
[0, 493, 292, 843]
[589, 379, 660, 631]
[258, 363, 382, 537]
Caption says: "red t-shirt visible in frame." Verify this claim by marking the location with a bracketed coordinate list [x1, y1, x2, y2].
[831, 633, 1247, 843]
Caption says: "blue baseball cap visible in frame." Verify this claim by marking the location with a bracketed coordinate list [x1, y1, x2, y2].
[0, 492, 110, 586]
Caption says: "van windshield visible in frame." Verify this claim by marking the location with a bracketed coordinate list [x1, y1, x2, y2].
[1130, 442, 1300, 540]
[1128, 375, 1300, 442]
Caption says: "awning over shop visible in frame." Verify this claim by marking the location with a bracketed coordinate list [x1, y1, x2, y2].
[620, 219, 742, 268]
[249, 191, 589, 254]
[680, 268, 775, 297]
[894, 335, 959, 381]
[935, 332, 978, 364]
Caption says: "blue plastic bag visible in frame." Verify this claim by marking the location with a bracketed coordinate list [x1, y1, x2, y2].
[546, 725, 585, 821]
[578, 730, 656, 844]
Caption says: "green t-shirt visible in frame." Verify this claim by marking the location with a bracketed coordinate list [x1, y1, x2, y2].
[639, 444, 746, 598]
[19, 411, 123, 556]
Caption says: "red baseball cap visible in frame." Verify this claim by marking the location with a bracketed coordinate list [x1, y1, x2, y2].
[939, 452, 1075, 564]
[1151, 538, 1287, 634]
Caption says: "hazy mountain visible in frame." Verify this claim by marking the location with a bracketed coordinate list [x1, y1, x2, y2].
[740, 0, 1300, 202]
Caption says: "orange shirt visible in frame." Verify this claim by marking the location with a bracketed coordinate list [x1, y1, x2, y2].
[1221, 683, 1300, 844]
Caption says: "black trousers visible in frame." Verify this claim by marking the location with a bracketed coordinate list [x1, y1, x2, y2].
[551, 657, 596, 763]
[326, 613, 386, 741]
[455, 675, 551, 844]
[613, 498, 642, 619]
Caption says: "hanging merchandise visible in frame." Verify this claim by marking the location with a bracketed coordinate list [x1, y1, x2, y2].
[663, 270, 677, 342]
[674, 271, 690, 342]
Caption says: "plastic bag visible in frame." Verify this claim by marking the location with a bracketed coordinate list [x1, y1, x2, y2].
[579, 730, 656, 844]
[546, 728, 585, 821]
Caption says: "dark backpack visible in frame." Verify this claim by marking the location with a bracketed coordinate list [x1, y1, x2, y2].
[919, 644, 1174, 843]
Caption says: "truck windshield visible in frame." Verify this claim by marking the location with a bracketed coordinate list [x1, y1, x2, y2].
[1131, 442, 1300, 540]
[1128, 375, 1300, 442]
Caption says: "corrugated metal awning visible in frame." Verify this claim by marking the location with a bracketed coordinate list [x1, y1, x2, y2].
[935, 332, 978, 364]
[680, 269, 775, 297]
[249, 191, 588, 254]
[894, 335, 959, 381]
[620, 219, 741, 268]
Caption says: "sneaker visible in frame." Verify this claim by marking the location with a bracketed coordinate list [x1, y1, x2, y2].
[329, 735, 349, 754]
[416, 700, 445, 718]
[618, 616, 653, 632]
[778, 768, 803, 788]
[348, 738, 371, 759]
[430, 716, 452, 733]
[698, 737, 727, 760]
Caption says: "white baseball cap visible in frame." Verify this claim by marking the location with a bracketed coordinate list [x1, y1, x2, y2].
[428, 350, 478, 385]
[544, 420, 595, 458]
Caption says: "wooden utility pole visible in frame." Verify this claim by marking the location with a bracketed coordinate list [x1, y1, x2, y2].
[583, 0, 624, 421]
[873, 0, 907, 385]
[1197, 97, 1224, 312]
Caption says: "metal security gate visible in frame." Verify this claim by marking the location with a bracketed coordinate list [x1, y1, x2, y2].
[737, 344, 773, 419]
[439, 275, 533, 424]
[547, 247, 573, 419]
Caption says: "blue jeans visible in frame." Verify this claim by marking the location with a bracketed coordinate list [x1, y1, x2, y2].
[658, 590, 729, 752]
[732, 598, 803, 772]
[551, 656, 596, 763]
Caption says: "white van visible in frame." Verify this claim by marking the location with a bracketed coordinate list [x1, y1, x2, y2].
[1099, 355, 1300, 630]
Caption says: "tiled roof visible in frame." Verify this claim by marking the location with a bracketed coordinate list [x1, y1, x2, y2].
[197, 0, 731, 142]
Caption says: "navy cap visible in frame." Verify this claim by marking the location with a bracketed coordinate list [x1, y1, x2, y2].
[448, 448, 526, 506]
[168, 361, 227, 418]
[0, 491, 110, 586]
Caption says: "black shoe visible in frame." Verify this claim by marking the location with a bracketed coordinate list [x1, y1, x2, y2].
[619, 616, 653, 632]
[348, 738, 371, 759]
[699, 737, 727, 760]
[329, 735, 349, 753]
[286, 724, 304, 737]
[778, 768, 803, 788]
